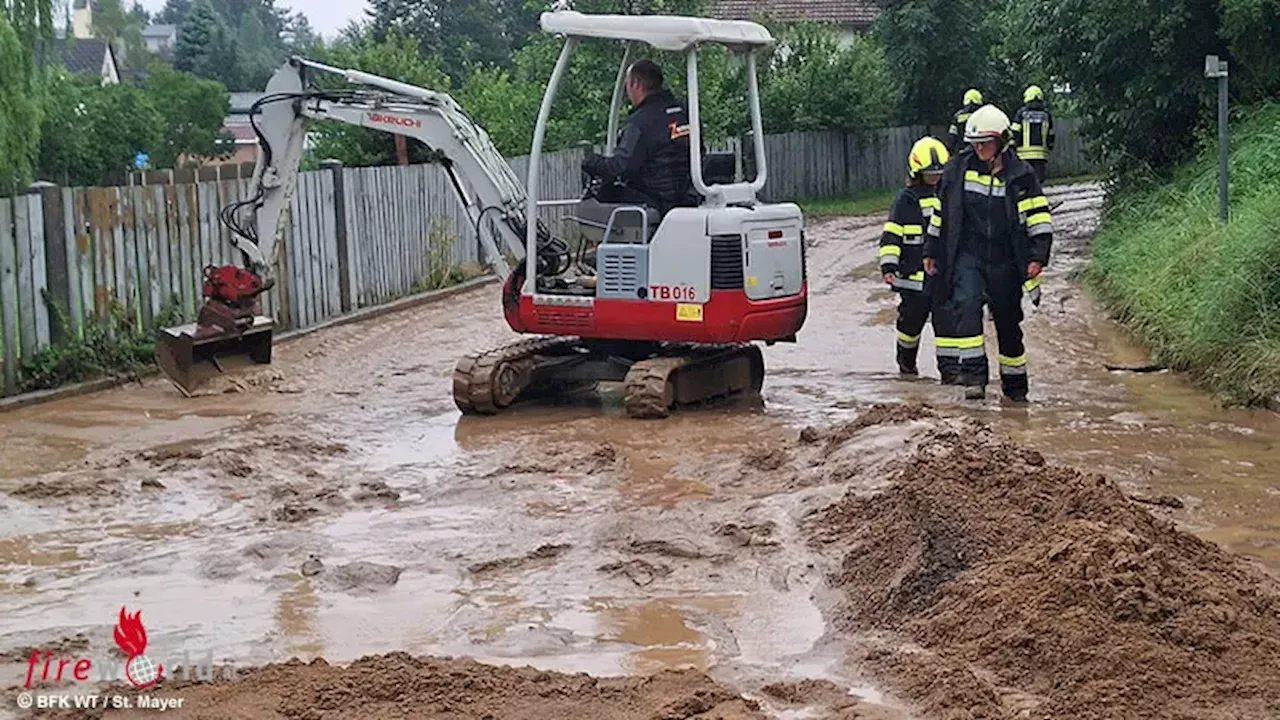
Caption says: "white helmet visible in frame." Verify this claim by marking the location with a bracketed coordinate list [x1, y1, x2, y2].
[964, 104, 1012, 145]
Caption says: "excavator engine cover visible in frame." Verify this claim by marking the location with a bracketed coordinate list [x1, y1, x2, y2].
[155, 265, 275, 396]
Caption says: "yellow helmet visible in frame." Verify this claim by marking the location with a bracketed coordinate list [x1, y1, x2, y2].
[908, 136, 950, 176]
[1024, 84, 1044, 103]
[963, 88, 983, 106]
[964, 104, 1012, 144]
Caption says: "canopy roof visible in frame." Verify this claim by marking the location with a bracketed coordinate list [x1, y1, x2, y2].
[539, 10, 774, 52]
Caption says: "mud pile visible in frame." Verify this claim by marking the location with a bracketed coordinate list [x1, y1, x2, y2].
[809, 407, 1280, 719]
[21, 653, 767, 720]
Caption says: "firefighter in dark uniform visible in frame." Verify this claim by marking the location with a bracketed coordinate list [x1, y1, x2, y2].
[880, 136, 950, 375]
[924, 104, 1053, 401]
[1012, 85, 1055, 183]
[581, 59, 695, 215]
[947, 88, 984, 152]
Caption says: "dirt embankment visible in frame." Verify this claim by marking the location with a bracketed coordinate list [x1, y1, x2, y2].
[803, 404, 1280, 720]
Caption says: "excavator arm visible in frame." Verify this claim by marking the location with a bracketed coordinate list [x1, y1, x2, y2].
[223, 56, 566, 282]
[155, 56, 570, 396]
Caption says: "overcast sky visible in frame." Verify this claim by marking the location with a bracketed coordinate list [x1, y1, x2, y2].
[136, 0, 370, 38]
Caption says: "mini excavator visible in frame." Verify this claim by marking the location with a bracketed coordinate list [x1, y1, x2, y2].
[154, 10, 809, 418]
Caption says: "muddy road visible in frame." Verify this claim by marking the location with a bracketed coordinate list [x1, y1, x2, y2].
[2, 182, 1280, 719]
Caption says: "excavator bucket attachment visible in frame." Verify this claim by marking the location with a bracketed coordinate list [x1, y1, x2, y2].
[155, 265, 277, 395]
[154, 309, 275, 396]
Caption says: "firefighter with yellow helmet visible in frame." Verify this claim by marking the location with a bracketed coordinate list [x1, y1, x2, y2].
[1012, 84, 1055, 183]
[947, 89, 984, 151]
[880, 135, 949, 376]
[923, 104, 1053, 401]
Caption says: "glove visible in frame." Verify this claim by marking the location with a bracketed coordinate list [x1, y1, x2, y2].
[1023, 276, 1042, 307]
[581, 152, 605, 177]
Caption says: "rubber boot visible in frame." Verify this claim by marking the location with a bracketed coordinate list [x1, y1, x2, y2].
[964, 384, 985, 400]
[897, 345, 919, 375]
[937, 356, 961, 385]
[1001, 373, 1028, 403]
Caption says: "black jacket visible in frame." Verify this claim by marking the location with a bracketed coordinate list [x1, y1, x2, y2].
[1012, 100, 1056, 159]
[947, 102, 982, 151]
[582, 88, 694, 209]
[879, 184, 940, 292]
[923, 146, 1054, 301]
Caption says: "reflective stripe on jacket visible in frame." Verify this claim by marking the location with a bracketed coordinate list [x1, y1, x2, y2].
[880, 186, 940, 292]
[1012, 102, 1056, 161]
[923, 147, 1054, 302]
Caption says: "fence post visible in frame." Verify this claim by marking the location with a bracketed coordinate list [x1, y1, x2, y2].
[321, 159, 352, 313]
[34, 182, 72, 347]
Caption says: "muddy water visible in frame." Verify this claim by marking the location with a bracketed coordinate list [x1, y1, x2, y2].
[1, 181, 1278, 717]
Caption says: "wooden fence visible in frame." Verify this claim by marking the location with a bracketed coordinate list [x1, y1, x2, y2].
[0, 119, 1095, 397]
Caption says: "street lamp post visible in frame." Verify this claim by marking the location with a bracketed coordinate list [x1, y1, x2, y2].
[1204, 54, 1229, 223]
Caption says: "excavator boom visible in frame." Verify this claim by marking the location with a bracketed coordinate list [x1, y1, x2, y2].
[155, 56, 564, 396]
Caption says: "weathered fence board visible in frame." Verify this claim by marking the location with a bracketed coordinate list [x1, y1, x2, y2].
[154, 186, 174, 324]
[14, 196, 38, 362]
[1, 201, 18, 393]
[74, 192, 94, 333]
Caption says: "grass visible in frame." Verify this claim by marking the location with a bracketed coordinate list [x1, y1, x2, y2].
[1087, 100, 1280, 406]
[798, 188, 899, 218]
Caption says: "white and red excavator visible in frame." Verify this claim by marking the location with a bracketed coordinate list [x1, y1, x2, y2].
[154, 9, 809, 418]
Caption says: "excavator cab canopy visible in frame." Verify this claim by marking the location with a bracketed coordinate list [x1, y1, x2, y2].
[539, 10, 775, 52]
[524, 10, 776, 295]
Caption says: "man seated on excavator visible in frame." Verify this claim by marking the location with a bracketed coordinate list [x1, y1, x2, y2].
[581, 59, 698, 216]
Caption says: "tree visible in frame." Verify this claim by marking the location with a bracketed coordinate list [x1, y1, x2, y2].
[1007, 0, 1223, 179]
[0, 0, 53, 194]
[872, 0, 1005, 125]
[365, 0, 545, 83]
[36, 69, 164, 186]
[157, 0, 192, 24]
[143, 63, 233, 167]
[307, 33, 454, 166]
[174, 0, 239, 89]
[755, 22, 900, 136]
[282, 10, 320, 54]
[92, 0, 151, 69]
[1220, 0, 1280, 101]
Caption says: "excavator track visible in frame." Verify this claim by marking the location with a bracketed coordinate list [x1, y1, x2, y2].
[453, 336, 583, 414]
[623, 343, 765, 419]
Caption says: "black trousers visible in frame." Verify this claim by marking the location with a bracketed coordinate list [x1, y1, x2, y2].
[933, 251, 1028, 396]
[894, 288, 933, 373]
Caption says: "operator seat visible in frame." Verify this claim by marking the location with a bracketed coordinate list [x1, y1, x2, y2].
[573, 152, 738, 245]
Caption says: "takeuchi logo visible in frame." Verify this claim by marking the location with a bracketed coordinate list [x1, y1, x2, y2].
[113, 606, 164, 689]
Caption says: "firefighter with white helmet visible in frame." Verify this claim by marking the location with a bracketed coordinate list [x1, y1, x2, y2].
[880, 135, 949, 375]
[922, 104, 1054, 401]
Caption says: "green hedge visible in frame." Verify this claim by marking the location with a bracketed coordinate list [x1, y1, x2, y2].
[1088, 101, 1280, 405]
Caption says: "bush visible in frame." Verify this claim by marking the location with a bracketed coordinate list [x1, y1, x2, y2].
[1087, 100, 1280, 404]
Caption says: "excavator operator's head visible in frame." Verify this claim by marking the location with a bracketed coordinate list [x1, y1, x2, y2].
[626, 59, 664, 106]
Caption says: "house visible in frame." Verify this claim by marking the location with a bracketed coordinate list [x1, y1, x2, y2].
[37, 37, 121, 85]
[218, 93, 268, 165]
[70, 0, 93, 39]
[710, 0, 881, 45]
[143, 24, 178, 56]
